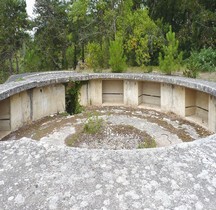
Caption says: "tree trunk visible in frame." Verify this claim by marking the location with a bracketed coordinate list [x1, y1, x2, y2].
[62, 46, 67, 70]
[73, 45, 77, 70]
[9, 55, 13, 76]
[81, 43, 85, 63]
[15, 54, 19, 74]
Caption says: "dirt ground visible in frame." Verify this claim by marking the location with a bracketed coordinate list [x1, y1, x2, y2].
[3, 106, 212, 150]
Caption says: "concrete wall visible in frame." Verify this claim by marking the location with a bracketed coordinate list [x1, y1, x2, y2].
[78, 80, 213, 131]
[209, 95, 216, 132]
[196, 91, 208, 123]
[138, 82, 161, 107]
[161, 84, 185, 116]
[10, 90, 31, 131]
[89, 80, 102, 105]
[185, 88, 196, 116]
[185, 88, 209, 128]
[0, 84, 66, 134]
[124, 80, 138, 106]
[79, 83, 89, 106]
[2, 76, 216, 137]
[0, 98, 10, 131]
[32, 84, 65, 121]
[102, 80, 123, 105]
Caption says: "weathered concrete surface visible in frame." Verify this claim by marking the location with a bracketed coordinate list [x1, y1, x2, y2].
[0, 136, 216, 210]
[2, 71, 216, 100]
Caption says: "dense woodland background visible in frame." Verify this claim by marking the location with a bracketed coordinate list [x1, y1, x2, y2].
[0, 0, 215, 83]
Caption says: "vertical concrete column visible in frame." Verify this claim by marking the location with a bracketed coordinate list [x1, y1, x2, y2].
[173, 85, 185, 116]
[54, 84, 65, 113]
[89, 80, 102, 105]
[161, 83, 173, 112]
[161, 83, 185, 116]
[124, 80, 139, 106]
[208, 95, 216, 132]
[79, 83, 89, 106]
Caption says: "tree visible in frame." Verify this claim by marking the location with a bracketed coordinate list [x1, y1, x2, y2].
[109, 34, 127, 73]
[33, 0, 69, 70]
[0, 0, 28, 78]
[159, 26, 182, 75]
[146, 0, 216, 53]
[125, 9, 163, 66]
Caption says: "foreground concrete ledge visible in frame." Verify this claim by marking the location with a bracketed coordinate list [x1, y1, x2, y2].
[0, 135, 216, 209]
[1, 71, 216, 100]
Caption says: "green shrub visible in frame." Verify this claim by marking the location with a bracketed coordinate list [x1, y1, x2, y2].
[183, 57, 200, 78]
[84, 113, 104, 134]
[109, 35, 127, 73]
[186, 48, 216, 72]
[138, 138, 157, 149]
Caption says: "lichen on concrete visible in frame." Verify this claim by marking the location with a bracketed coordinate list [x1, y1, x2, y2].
[0, 135, 216, 209]
[2, 71, 216, 100]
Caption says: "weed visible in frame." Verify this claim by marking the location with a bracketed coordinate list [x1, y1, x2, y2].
[138, 138, 157, 149]
[83, 112, 104, 134]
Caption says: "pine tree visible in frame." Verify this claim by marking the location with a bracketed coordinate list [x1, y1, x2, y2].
[159, 26, 182, 75]
[109, 35, 127, 73]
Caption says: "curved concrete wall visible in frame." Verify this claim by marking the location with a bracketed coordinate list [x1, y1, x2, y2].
[1, 71, 216, 139]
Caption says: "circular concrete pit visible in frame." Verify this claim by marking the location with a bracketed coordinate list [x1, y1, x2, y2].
[0, 72, 216, 209]
[3, 106, 211, 149]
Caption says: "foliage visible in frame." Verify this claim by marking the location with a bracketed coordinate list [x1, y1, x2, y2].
[109, 35, 127, 73]
[146, 0, 216, 52]
[66, 46, 75, 69]
[183, 47, 216, 78]
[159, 26, 182, 75]
[0, 0, 215, 78]
[22, 42, 42, 72]
[183, 68, 199, 79]
[84, 113, 104, 134]
[125, 9, 163, 66]
[0, 0, 29, 77]
[86, 42, 103, 71]
[33, 0, 69, 70]
[65, 81, 84, 115]
[186, 48, 216, 72]
[138, 138, 157, 149]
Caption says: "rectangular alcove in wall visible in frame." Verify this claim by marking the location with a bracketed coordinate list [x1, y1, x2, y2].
[0, 98, 11, 139]
[185, 88, 209, 127]
[138, 82, 161, 108]
[102, 80, 124, 105]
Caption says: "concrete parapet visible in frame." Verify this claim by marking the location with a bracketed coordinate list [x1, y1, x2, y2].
[1, 72, 216, 136]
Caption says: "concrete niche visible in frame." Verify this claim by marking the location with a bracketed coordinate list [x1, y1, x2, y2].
[0, 98, 10, 138]
[138, 82, 161, 108]
[185, 88, 209, 127]
[102, 80, 124, 105]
